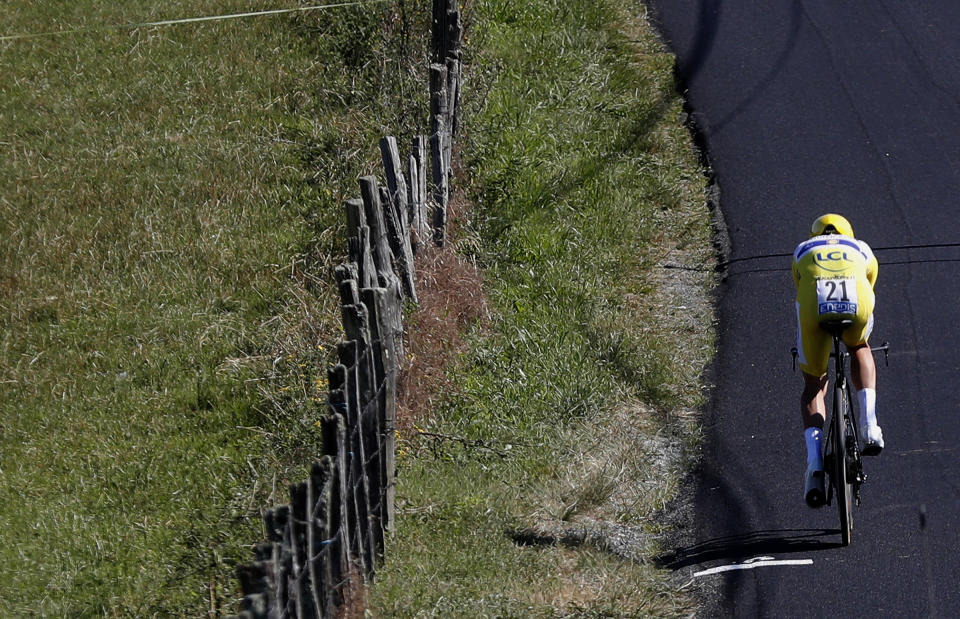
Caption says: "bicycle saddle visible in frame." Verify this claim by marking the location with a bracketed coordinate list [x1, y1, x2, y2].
[820, 318, 853, 337]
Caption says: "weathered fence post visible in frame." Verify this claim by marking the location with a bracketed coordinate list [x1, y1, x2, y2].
[289, 482, 315, 619]
[361, 287, 399, 534]
[358, 176, 398, 291]
[337, 339, 375, 576]
[320, 412, 351, 600]
[236, 542, 275, 619]
[445, 56, 461, 143]
[355, 290, 386, 562]
[427, 0, 462, 247]
[431, 0, 461, 65]
[345, 199, 377, 290]
[265, 506, 290, 616]
[409, 136, 429, 250]
[380, 137, 418, 302]
[429, 63, 450, 246]
[308, 458, 335, 617]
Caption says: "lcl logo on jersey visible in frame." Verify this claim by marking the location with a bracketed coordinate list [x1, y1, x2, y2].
[813, 240, 856, 272]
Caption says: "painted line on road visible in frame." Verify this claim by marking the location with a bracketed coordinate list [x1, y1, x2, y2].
[693, 556, 813, 577]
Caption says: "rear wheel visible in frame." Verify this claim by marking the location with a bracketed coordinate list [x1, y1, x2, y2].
[835, 382, 853, 546]
[846, 385, 865, 502]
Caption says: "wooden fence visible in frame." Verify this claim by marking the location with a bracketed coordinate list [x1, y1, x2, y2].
[234, 2, 462, 616]
[429, 0, 462, 247]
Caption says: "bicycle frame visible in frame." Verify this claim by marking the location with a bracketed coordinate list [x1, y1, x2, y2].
[825, 328, 859, 546]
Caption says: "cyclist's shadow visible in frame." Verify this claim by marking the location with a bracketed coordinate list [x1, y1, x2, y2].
[655, 528, 844, 571]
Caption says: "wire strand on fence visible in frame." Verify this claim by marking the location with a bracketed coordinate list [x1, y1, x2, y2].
[1, 0, 392, 42]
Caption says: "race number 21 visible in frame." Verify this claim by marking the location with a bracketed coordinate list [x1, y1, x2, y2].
[817, 278, 858, 315]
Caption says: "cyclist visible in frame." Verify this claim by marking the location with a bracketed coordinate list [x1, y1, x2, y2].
[792, 214, 884, 507]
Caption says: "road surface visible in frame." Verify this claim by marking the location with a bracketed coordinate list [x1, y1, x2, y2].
[647, 1, 960, 615]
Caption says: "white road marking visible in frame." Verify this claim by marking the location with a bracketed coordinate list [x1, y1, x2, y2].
[693, 556, 813, 577]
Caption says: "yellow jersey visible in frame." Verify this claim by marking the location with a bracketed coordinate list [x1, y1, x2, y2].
[792, 235, 878, 375]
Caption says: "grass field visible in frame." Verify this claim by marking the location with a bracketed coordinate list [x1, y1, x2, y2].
[1, 1, 428, 614]
[1, 0, 714, 615]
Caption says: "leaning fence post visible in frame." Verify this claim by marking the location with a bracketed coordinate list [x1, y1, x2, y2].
[409, 137, 429, 250]
[289, 482, 315, 619]
[378, 181, 417, 304]
[359, 176, 398, 289]
[321, 411, 351, 598]
[336, 338, 376, 576]
[309, 458, 336, 617]
[264, 506, 290, 615]
[380, 138, 417, 293]
[358, 290, 386, 561]
[362, 286, 399, 534]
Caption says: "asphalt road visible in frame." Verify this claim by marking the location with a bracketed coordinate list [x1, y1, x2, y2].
[646, 1, 960, 615]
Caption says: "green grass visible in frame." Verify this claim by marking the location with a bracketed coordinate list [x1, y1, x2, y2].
[371, 0, 716, 615]
[1, 1, 429, 614]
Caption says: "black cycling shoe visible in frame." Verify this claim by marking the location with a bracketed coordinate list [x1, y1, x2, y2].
[805, 468, 826, 508]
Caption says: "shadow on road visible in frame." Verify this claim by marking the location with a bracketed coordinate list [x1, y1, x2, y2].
[655, 528, 843, 571]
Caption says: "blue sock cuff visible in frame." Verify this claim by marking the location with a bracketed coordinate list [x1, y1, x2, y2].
[804, 427, 823, 467]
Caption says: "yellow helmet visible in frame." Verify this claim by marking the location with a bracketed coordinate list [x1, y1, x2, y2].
[810, 213, 854, 238]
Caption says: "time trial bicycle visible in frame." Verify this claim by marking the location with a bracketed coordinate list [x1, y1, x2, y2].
[793, 319, 888, 546]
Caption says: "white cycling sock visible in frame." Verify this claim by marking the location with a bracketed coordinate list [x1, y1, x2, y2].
[804, 427, 823, 469]
[858, 388, 878, 429]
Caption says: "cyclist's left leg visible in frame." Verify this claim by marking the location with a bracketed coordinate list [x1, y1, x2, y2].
[846, 313, 883, 455]
[797, 301, 830, 506]
[797, 301, 831, 429]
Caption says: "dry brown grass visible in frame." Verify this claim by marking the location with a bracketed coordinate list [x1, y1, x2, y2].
[334, 567, 367, 619]
[394, 159, 490, 435]
[396, 238, 489, 435]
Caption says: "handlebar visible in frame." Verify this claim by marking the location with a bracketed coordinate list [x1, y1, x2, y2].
[873, 341, 890, 367]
